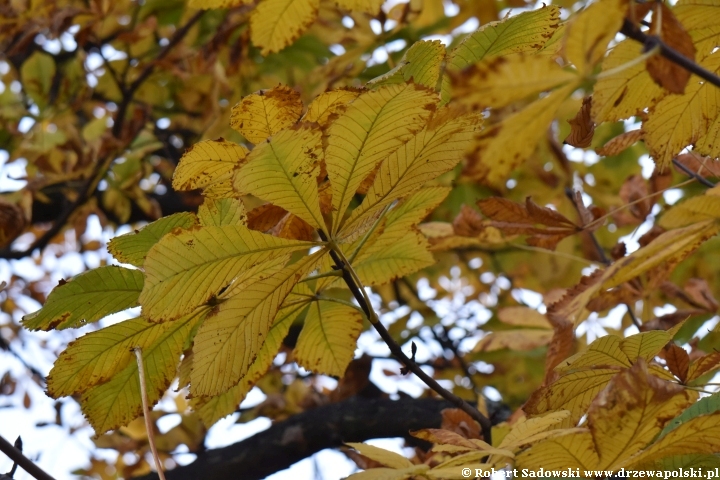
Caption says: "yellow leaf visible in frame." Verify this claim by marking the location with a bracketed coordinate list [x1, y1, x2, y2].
[197, 198, 247, 227]
[498, 411, 571, 449]
[619, 330, 672, 362]
[345, 465, 430, 480]
[592, 40, 667, 123]
[192, 303, 308, 427]
[622, 411, 720, 469]
[172, 139, 250, 197]
[302, 88, 361, 127]
[335, 0, 383, 14]
[465, 83, 576, 186]
[79, 309, 206, 434]
[368, 40, 446, 90]
[235, 124, 325, 229]
[696, 113, 720, 158]
[516, 429, 599, 470]
[294, 301, 363, 376]
[557, 335, 631, 372]
[108, 212, 198, 267]
[341, 109, 480, 241]
[564, 0, 625, 75]
[674, 0, 720, 32]
[345, 442, 415, 469]
[447, 6, 561, 70]
[474, 330, 553, 352]
[644, 52, 720, 168]
[47, 312, 206, 398]
[348, 187, 449, 286]
[325, 83, 437, 234]
[589, 362, 693, 470]
[190, 252, 323, 396]
[452, 55, 578, 109]
[548, 220, 720, 325]
[250, 0, 320, 55]
[527, 369, 620, 424]
[188, 0, 252, 8]
[660, 191, 720, 230]
[229, 84, 304, 143]
[498, 306, 551, 328]
[140, 225, 316, 321]
[22, 266, 143, 331]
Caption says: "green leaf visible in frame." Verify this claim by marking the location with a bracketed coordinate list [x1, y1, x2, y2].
[23, 266, 143, 331]
[659, 392, 720, 439]
[108, 212, 198, 267]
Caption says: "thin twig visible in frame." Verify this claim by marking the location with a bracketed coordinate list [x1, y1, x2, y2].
[133, 348, 167, 480]
[0, 434, 56, 480]
[565, 188, 641, 329]
[317, 231, 493, 441]
[672, 158, 716, 188]
[619, 18, 720, 89]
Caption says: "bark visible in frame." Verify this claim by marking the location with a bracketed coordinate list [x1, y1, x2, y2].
[135, 396, 510, 480]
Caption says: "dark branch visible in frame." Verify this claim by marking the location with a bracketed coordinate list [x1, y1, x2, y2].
[134, 396, 510, 480]
[317, 231, 493, 442]
[619, 19, 720, 89]
[672, 158, 717, 188]
[0, 435, 56, 480]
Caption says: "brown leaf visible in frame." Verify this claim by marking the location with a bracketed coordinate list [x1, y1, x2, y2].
[441, 408, 482, 440]
[543, 322, 575, 385]
[586, 285, 641, 312]
[597, 129, 644, 156]
[453, 205, 486, 237]
[687, 352, 720, 383]
[646, 3, 696, 94]
[571, 190, 595, 229]
[476, 197, 578, 250]
[674, 153, 720, 179]
[611, 242, 627, 260]
[329, 355, 373, 403]
[662, 343, 690, 383]
[246, 203, 288, 232]
[564, 96, 595, 148]
[684, 278, 719, 312]
[619, 174, 652, 222]
[0, 199, 27, 249]
[271, 213, 315, 241]
[638, 225, 666, 247]
[641, 310, 705, 332]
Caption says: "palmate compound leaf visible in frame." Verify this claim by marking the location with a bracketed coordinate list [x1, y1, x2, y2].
[516, 429, 599, 470]
[190, 251, 324, 397]
[79, 308, 207, 434]
[230, 84, 304, 143]
[249, 0, 320, 56]
[294, 300, 363, 377]
[347, 187, 450, 287]
[588, 362, 693, 470]
[643, 51, 720, 168]
[339, 109, 481, 242]
[563, 0, 625, 75]
[23, 266, 143, 331]
[446, 5, 561, 70]
[451, 55, 578, 109]
[108, 212, 198, 267]
[172, 139, 250, 198]
[498, 411, 571, 450]
[192, 302, 309, 427]
[325, 83, 438, 234]
[197, 197, 247, 227]
[464, 83, 577, 187]
[140, 225, 317, 322]
[234, 124, 325, 229]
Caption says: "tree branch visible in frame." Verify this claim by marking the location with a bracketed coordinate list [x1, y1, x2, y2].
[619, 19, 720, 89]
[134, 396, 510, 480]
[672, 158, 717, 188]
[0, 435, 56, 480]
[318, 231, 493, 442]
